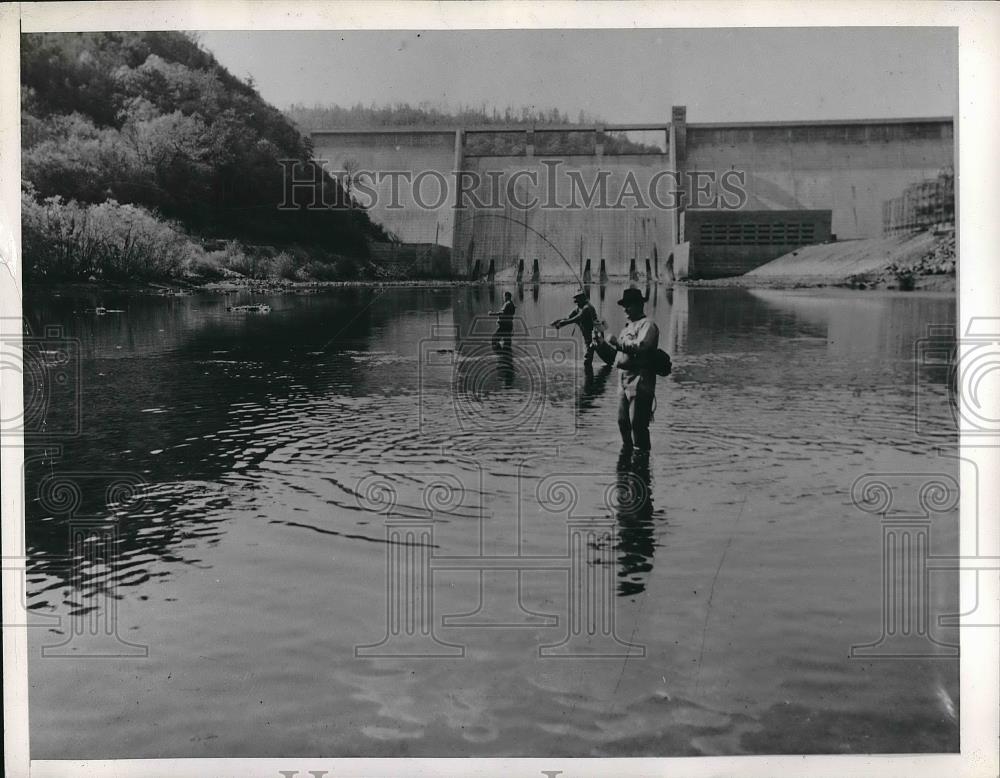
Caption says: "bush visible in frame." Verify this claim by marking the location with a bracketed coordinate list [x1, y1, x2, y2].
[22, 185, 373, 284]
[273, 251, 298, 281]
[218, 247, 262, 278]
[299, 259, 341, 282]
[186, 252, 227, 280]
[21, 188, 205, 281]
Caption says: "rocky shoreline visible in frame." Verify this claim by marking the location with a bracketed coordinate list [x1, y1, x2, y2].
[31, 272, 957, 298]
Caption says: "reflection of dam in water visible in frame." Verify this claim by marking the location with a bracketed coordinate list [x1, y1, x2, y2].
[444, 281, 686, 360]
[746, 289, 955, 359]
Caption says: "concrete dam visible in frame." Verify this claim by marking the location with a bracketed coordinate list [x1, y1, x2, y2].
[311, 106, 954, 279]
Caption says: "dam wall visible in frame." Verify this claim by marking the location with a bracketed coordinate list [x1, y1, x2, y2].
[310, 109, 954, 280]
[679, 116, 954, 241]
[311, 129, 458, 246]
[452, 152, 675, 282]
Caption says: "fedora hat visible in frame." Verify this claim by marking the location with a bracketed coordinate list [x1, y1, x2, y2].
[617, 287, 645, 307]
[572, 290, 588, 301]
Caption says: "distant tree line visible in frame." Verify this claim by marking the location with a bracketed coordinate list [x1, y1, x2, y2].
[21, 32, 390, 283]
[285, 101, 603, 131]
[286, 102, 665, 155]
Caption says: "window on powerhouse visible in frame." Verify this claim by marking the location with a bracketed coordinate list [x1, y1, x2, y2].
[698, 222, 817, 246]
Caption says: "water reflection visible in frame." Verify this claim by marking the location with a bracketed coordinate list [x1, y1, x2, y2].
[23, 284, 958, 596]
[24, 283, 959, 758]
[493, 341, 515, 388]
[614, 448, 656, 596]
[580, 361, 613, 411]
[22, 287, 456, 593]
[28, 286, 956, 553]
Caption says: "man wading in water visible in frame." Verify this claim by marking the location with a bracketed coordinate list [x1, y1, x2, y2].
[488, 290, 516, 349]
[594, 287, 660, 454]
[552, 290, 598, 363]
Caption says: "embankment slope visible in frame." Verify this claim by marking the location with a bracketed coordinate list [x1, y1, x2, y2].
[741, 230, 955, 290]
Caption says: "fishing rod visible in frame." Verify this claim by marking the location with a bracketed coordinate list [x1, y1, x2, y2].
[525, 318, 610, 334]
[453, 212, 585, 287]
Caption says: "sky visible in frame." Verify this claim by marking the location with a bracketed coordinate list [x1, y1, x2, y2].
[196, 27, 957, 123]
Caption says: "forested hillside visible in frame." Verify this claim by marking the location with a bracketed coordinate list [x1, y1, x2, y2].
[21, 32, 388, 283]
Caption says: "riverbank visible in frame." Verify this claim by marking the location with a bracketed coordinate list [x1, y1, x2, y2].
[28, 228, 957, 297]
[28, 277, 475, 298]
[32, 272, 955, 298]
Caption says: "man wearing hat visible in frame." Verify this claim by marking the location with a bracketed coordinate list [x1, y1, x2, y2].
[594, 287, 660, 453]
[551, 290, 599, 362]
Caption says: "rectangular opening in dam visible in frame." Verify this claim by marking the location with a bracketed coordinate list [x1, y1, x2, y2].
[604, 129, 667, 154]
[534, 129, 597, 155]
[464, 131, 529, 157]
[682, 209, 833, 277]
[698, 221, 818, 246]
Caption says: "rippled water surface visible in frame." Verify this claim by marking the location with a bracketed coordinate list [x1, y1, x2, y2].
[25, 284, 959, 757]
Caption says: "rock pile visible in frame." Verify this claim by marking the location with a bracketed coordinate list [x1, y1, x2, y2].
[882, 229, 955, 289]
[844, 229, 955, 290]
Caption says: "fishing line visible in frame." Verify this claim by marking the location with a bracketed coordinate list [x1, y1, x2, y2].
[453, 212, 584, 286]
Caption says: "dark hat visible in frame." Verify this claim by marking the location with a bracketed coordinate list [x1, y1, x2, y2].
[617, 287, 645, 307]
[572, 290, 588, 301]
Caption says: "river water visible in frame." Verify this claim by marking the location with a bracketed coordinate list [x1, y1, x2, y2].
[24, 283, 959, 757]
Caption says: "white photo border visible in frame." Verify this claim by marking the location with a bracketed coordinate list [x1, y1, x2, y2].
[2, 2, 997, 777]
